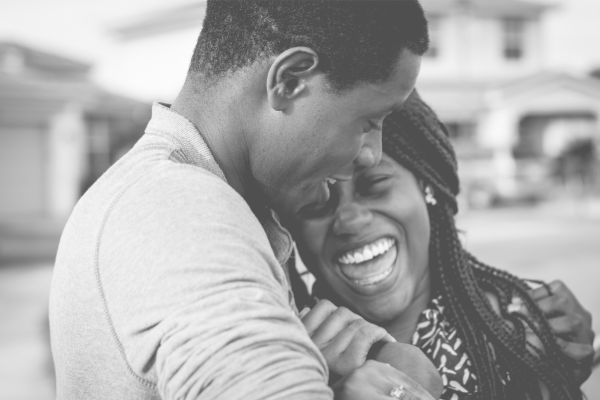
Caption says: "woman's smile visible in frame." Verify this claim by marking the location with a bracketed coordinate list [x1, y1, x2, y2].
[294, 154, 431, 323]
[335, 237, 398, 286]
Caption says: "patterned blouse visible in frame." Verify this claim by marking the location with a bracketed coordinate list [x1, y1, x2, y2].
[411, 296, 510, 399]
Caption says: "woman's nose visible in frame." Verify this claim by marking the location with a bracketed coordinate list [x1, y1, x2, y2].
[333, 202, 372, 236]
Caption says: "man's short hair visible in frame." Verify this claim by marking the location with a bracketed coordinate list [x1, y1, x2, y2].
[191, 0, 429, 91]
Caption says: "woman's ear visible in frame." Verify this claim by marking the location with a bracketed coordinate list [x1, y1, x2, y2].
[418, 180, 437, 206]
[266, 47, 319, 111]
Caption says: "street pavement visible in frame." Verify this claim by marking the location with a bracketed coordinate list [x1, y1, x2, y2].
[0, 202, 599, 399]
[0, 263, 54, 400]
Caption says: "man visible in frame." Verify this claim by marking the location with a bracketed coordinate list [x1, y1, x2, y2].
[49, 1, 430, 399]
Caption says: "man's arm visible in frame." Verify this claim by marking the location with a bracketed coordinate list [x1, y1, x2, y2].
[99, 167, 332, 399]
[528, 280, 595, 385]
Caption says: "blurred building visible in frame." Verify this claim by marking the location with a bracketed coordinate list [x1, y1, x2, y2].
[98, 0, 600, 207]
[417, 0, 600, 206]
[0, 42, 150, 262]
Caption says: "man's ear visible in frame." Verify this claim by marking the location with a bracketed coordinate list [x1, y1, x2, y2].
[267, 47, 319, 112]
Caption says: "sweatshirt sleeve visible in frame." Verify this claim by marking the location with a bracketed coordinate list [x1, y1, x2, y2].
[98, 165, 332, 400]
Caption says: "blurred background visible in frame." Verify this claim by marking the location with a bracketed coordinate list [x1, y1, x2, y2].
[0, 0, 599, 398]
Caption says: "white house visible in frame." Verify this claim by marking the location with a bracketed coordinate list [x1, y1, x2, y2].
[417, 0, 600, 203]
[0, 42, 150, 261]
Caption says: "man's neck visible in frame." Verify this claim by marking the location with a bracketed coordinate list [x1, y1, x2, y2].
[171, 81, 250, 200]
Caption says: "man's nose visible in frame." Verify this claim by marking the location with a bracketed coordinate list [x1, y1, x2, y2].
[333, 202, 372, 236]
[355, 131, 382, 169]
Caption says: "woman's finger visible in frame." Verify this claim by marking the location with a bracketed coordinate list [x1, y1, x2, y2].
[301, 299, 338, 336]
[310, 306, 362, 344]
[339, 320, 394, 359]
[378, 362, 437, 400]
[321, 319, 393, 376]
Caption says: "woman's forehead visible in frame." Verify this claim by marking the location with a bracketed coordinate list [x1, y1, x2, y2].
[362, 153, 402, 173]
[379, 154, 397, 167]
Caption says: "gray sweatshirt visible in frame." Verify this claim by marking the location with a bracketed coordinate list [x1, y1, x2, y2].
[49, 103, 332, 400]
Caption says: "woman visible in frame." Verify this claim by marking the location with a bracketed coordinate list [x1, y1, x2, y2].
[286, 91, 594, 400]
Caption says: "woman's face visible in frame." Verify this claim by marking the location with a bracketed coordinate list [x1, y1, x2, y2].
[294, 153, 431, 324]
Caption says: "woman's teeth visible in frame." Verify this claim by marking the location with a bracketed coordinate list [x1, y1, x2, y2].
[336, 238, 398, 286]
[326, 178, 336, 186]
[338, 237, 395, 265]
[353, 266, 393, 286]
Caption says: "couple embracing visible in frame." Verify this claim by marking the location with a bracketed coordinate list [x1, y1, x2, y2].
[49, 1, 593, 399]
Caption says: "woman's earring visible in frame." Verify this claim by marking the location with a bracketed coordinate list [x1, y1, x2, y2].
[424, 185, 437, 206]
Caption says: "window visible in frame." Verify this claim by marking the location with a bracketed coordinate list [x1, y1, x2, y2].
[445, 122, 475, 143]
[425, 15, 441, 58]
[503, 18, 525, 60]
[444, 121, 479, 156]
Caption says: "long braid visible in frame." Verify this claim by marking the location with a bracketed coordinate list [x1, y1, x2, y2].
[430, 204, 505, 398]
[381, 90, 581, 399]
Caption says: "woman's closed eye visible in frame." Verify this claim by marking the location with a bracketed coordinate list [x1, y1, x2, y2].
[298, 188, 340, 220]
[356, 175, 389, 196]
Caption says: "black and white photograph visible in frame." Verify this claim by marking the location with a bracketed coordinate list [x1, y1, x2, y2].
[0, 1, 599, 399]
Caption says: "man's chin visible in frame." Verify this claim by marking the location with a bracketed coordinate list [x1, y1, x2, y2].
[255, 191, 299, 219]
[254, 184, 309, 219]
[272, 197, 303, 218]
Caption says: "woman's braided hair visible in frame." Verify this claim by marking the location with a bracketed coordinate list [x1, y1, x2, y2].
[375, 90, 581, 399]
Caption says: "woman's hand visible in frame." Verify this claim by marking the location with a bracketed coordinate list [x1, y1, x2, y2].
[332, 360, 436, 400]
[368, 342, 443, 399]
[300, 299, 396, 381]
[529, 280, 595, 384]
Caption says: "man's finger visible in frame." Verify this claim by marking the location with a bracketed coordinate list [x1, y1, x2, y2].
[528, 284, 553, 301]
[534, 293, 576, 318]
[555, 338, 594, 384]
[555, 338, 595, 362]
[547, 315, 590, 341]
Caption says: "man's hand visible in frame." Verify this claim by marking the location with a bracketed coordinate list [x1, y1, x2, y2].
[529, 280, 595, 384]
[332, 360, 436, 400]
[300, 299, 395, 381]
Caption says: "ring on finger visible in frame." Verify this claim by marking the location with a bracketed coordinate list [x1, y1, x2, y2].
[390, 385, 405, 399]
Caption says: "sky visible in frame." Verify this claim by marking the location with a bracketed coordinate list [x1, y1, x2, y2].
[0, 0, 191, 64]
[1, 0, 600, 99]
[532, 0, 600, 72]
